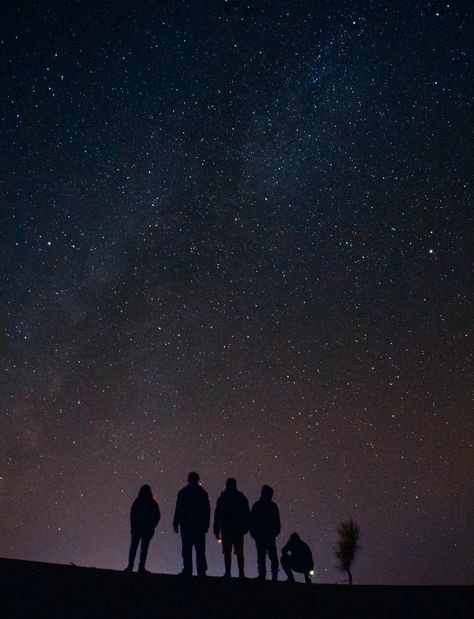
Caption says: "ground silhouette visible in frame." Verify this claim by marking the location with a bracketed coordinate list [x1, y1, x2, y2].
[2, 558, 473, 619]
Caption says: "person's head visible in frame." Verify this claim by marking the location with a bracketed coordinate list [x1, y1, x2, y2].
[188, 471, 200, 485]
[226, 477, 237, 491]
[138, 484, 152, 500]
[261, 484, 273, 500]
[289, 532, 301, 544]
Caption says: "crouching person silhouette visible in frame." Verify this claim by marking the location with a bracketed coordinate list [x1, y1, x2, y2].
[125, 484, 161, 574]
[280, 533, 314, 583]
[250, 485, 281, 581]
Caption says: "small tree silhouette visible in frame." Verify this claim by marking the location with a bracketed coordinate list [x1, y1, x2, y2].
[336, 519, 360, 585]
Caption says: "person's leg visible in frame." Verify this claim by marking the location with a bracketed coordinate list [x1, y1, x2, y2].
[126, 533, 140, 571]
[221, 534, 232, 577]
[291, 561, 312, 583]
[280, 554, 294, 582]
[255, 539, 266, 579]
[138, 537, 151, 572]
[234, 534, 245, 578]
[181, 530, 192, 575]
[195, 531, 207, 576]
[292, 561, 312, 583]
[268, 538, 279, 581]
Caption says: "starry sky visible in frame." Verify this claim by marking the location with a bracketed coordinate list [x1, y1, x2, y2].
[1, 0, 473, 585]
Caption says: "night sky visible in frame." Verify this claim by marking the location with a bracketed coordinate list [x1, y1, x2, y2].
[1, 0, 472, 585]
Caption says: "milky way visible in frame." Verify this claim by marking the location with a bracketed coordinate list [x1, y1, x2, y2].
[1, 0, 472, 584]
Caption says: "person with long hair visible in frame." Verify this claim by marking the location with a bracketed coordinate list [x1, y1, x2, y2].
[125, 484, 161, 574]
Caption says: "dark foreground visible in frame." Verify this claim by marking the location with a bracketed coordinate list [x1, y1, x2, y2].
[1, 558, 472, 619]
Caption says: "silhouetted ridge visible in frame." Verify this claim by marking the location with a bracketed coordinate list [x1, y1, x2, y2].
[2, 558, 473, 619]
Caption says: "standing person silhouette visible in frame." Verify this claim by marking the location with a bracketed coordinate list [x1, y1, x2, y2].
[213, 478, 250, 578]
[250, 485, 281, 581]
[173, 472, 210, 576]
[125, 484, 161, 574]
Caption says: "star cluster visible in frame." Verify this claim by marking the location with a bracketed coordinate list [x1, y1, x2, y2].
[1, 0, 472, 584]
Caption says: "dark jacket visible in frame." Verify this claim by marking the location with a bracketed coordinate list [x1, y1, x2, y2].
[282, 537, 314, 570]
[213, 489, 250, 537]
[249, 498, 281, 540]
[130, 497, 160, 539]
[173, 483, 210, 533]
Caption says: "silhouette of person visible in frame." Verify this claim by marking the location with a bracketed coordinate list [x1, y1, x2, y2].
[280, 532, 314, 583]
[173, 471, 210, 576]
[125, 484, 161, 574]
[249, 485, 281, 581]
[213, 478, 250, 578]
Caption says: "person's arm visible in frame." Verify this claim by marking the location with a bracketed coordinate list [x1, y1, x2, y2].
[243, 497, 250, 533]
[153, 501, 161, 528]
[204, 491, 211, 532]
[249, 504, 256, 538]
[213, 497, 221, 538]
[275, 504, 281, 537]
[173, 492, 181, 533]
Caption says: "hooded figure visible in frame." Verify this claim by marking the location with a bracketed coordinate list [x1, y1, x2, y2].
[249, 485, 281, 581]
[280, 532, 314, 583]
[125, 485, 161, 573]
[213, 478, 250, 578]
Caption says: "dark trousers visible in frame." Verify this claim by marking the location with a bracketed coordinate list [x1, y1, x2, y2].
[128, 533, 150, 570]
[222, 533, 244, 576]
[280, 554, 312, 583]
[255, 537, 278, 578]
[181, 529, 207, 575]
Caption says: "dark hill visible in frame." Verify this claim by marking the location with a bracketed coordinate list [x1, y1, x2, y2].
[1, 557, 472, 618]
